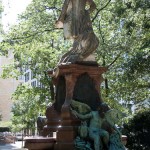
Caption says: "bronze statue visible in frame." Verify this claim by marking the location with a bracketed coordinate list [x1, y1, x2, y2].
[71, 100, 126, 150]
[56, 0, 99, 64]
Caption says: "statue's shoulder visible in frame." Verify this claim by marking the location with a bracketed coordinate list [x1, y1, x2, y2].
[91, 111, 99, 116]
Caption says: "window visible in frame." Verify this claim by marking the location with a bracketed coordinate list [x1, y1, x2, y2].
[25, 65, 29, 72]
[31, 81, 37, 87]
[31, 71, 35, 79]
[25, 72, 30, 82]
[38, 81, 45, 88]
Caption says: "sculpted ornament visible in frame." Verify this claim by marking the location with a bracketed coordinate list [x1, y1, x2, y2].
[56, 0, 99, 64]
[70, 100, 126, 150]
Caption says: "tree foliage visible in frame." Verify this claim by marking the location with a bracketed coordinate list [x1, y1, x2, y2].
[0, 0, 149, 128]
[123, 108, 150, 150]
[96, 0, 150, 103]
[11, 84, 52, 132]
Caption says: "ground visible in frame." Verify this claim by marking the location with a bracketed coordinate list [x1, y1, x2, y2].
[0, 141, 27, 150]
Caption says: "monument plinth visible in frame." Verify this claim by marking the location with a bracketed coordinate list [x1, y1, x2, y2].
[42, 63, 107, 150]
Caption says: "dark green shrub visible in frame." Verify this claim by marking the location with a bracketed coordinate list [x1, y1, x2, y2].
[0, 127, 10, 132]
[123, 108, 150, 150]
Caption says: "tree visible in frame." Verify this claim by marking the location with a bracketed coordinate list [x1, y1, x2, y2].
[11, 84, 51, 133]
[0, 0, 149, 119]
[93, 0, 150, 104]
[123, 108, 150, 150]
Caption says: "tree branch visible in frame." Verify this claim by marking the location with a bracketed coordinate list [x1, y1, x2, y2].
[108, 51, 123, 68]
[92, 0, 111, 22]
[3, 28, 57, 45]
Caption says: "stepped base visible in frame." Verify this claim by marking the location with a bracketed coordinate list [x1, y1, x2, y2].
[54, 142, 75, 150]
[24, 136, 56, 150]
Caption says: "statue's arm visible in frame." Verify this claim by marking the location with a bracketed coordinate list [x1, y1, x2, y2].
[87, 0, 96, 13]
[72, 110, 92, 120]
[56, 0, 70, 28]
[113, 125, 122, 136]
[106, 118, 122, 137]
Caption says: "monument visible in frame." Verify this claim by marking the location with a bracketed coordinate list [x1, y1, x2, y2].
[24, 0, 127, 149]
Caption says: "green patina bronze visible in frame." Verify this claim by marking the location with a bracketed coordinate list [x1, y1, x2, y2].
[71, 100, 126, 150]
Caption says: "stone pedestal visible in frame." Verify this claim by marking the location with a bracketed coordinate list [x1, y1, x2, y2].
[49, 64, 107, 110]
[42, 105, 61, 137]
[122, 135, 127, 146]
[45, 63, 107, 150]
[24, 137, 56, 150]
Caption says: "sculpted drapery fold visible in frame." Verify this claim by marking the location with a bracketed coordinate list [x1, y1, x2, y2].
[57, 0, 95, 39]
[56, 0, 99, 64]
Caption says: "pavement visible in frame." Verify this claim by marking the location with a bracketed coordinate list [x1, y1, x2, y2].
[0, 141, 28, 150]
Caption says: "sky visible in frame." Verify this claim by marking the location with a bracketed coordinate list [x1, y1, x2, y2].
[2, 0, 32, 31]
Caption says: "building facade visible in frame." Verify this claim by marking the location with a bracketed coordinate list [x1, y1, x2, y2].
[0, 51, 21, 121]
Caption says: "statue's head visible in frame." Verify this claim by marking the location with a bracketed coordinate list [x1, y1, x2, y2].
[98, 103, 110, 118]
[98, 102, 110, 112]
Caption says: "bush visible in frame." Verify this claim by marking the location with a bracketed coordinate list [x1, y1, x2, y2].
[0, 127, 10, 132]
[123, 108, 150, 150]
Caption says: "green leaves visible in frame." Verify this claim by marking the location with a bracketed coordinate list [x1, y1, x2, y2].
[11, 84, 51, 131]
[124, 108, 150, 149]
[0, 0, 149, 120]
[95, 0, 150, 105]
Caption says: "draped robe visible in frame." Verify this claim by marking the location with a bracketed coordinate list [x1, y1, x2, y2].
[58, 0, 93, 39]
[57, 0, 99, 63]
